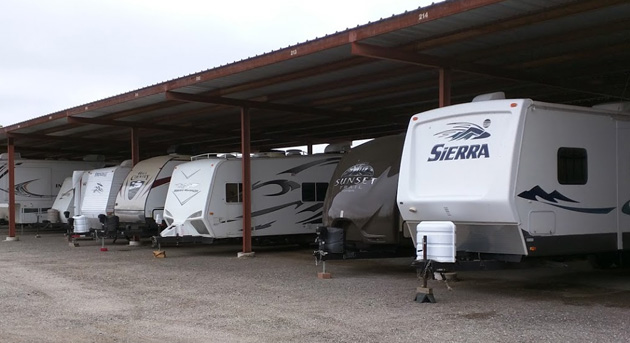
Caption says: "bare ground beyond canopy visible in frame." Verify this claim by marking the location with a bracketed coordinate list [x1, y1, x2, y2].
[1, 229, 630, 343]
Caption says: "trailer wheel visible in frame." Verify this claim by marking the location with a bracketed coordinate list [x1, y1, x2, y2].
[587, 252, 617, 269]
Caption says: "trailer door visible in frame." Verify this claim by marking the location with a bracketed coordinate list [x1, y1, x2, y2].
[617, 124, 630, 250]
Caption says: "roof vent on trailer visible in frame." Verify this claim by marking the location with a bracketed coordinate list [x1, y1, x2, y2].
[592, 102, 630, 113]
[324, 142, 351, 154]
[472, 92, 505, 102]
[285, 149, 304, 156]
[253, 151, 285, 158]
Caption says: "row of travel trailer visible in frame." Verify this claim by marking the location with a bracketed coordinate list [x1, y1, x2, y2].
[0, 154, 190, 238]
[3, 92, 629, 269]
[0, 148, 346, 246]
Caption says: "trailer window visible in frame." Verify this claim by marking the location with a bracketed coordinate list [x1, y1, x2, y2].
[302, 182, 328, 202]
[558, 148, 587, 185]
[226, 183, 243, 203]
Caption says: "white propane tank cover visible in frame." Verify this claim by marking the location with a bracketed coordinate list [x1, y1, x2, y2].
[73, 215, 89, 234]
[416, 221, 456, 263]
[472, 92, 506, 102]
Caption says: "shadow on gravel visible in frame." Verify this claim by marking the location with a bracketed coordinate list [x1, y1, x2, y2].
[155, 242, 314, 258]
[323, 257, 416, 277]
[449, 264, 630, 308]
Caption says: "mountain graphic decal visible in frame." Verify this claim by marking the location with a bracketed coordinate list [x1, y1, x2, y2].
[517, 186, 614, 214]
[435, 122, 491, 141]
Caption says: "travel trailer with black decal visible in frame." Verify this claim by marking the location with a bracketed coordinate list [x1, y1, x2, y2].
[397, 92, 630, 267]
[316, 134, 414, 259]
[114, 155, 189, 237]
[72, 161, 132, 234]
[159, 151, 342, 244]
[0, 154, 104, 224]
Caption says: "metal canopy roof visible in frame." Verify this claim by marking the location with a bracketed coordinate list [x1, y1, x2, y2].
[2, 0, 629, 161]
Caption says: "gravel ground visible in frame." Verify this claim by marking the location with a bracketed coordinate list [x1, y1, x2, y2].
[1, 228, 630, 343]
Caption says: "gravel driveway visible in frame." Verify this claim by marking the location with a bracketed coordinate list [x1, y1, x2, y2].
[1, 229, 629, 343]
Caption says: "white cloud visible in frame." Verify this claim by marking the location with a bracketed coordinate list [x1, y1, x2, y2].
[0, 0, 439, 126]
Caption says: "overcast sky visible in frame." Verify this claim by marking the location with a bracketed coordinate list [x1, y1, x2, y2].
[0, 0, 440, 127]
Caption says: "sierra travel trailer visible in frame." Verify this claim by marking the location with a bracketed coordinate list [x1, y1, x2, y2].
[317, 134, 413, 259]
[397, 93, 630, 266]
[159, 152, 342, 244]
[114, 155, 189, 237]
[72, 161, 132, 233]
[0, 155, 104, 224]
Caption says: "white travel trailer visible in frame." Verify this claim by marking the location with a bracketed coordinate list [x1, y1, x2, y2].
[0, 154, 104, 224]
[159, 152, 342, 244]
[73, 161, 132, 233]
[49, 174, 84, 224]
[397, 93, 630, 266]
[114, 155, 189, 236]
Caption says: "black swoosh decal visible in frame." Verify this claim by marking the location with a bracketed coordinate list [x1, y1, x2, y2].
[235, 200, 304, 219]
[0, 162, 24, 181]
[252, 180, 300, 196]
[277, 157, 341, 175]
[297, 203, 323, 214]
[296, 212, 323, 224]
[0, 179, 53, 198]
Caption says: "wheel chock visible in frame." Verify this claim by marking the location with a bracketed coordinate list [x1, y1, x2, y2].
[415, 287, 436, 303]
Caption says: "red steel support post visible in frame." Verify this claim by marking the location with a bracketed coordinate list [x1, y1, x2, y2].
[7, 137, 16, 238]
[439, 68, 452, 107]
[241, 107, 252, 253]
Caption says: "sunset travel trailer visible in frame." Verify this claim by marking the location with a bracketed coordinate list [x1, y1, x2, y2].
[316, 134, 413, 259]
[72, 161, 132, 234]
[0, 154, 104, 224]
[159, 151, 342, 244]
[397, 93, 630, 267]
[114, 155, 189, 237]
